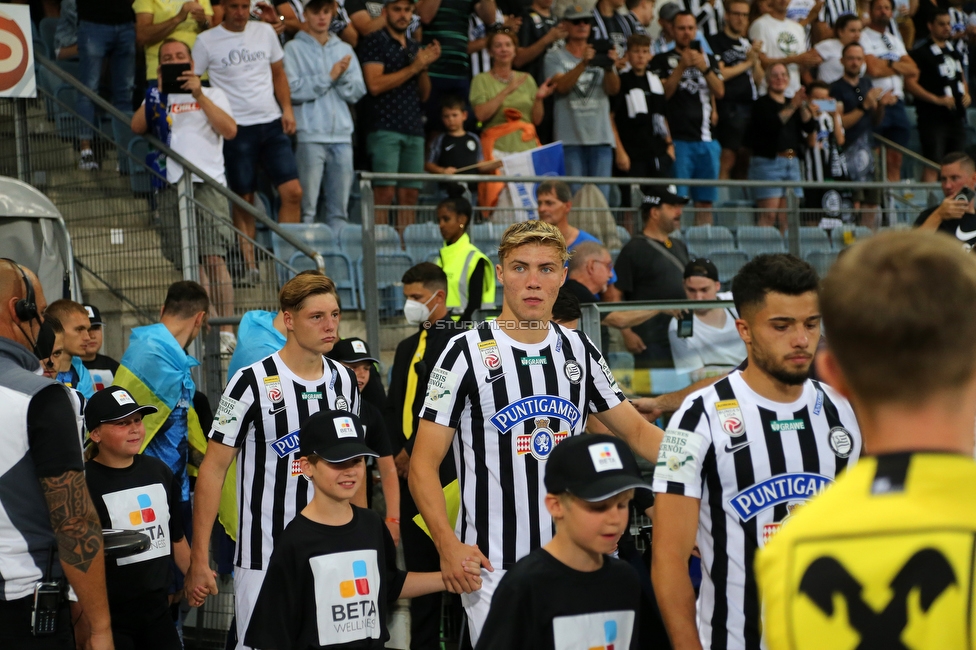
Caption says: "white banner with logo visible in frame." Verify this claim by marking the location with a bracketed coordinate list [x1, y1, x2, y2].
[0, 5, 36, 98]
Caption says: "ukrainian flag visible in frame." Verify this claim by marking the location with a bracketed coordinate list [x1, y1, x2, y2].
[113, 324, 207, 477]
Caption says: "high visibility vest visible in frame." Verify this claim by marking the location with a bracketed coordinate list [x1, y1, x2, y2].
[437, 232, 495, 312]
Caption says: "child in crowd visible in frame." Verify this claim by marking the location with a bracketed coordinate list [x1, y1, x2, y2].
[425, 95, 491, 198]
[83, 386, 196, 650]
[325, 337, 400, 544]
[474, 434, 648, 650]
[244, 410, 481, 649]
[804, 81, 852, 223]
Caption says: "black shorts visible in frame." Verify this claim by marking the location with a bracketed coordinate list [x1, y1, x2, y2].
[919, 118, 967, 164]
[716, 101, 752, 151]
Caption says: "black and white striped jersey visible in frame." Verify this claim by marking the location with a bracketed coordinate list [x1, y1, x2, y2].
[208, 352, 360, 570]
[818, 0, 858, 27]
[652, 370, 861, 649]
[420, 322, 625, 569]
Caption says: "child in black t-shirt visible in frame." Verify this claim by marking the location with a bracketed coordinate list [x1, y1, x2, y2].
[475, 434, 650, 650]
[426, 95, 495, 199]
[83, 386, 195, 650]
[613, 34, 674, 180]
[245, 410, 481, 650]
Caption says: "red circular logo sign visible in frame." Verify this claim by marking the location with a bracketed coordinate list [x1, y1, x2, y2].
[484, 353, 500, 369]
[0, 12, 29, 92]
[722, 417, 743, 436]
[267, 387, 282, 402]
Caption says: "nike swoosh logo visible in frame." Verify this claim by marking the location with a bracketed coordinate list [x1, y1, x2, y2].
[268, 404, 287, 416]
[485, 373, 506, 384]
[445, 144, 455, 150]
[956, 225, 976, 241]
[725, 440, 752, 454]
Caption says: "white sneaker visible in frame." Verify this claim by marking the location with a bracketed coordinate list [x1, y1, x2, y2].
[79, 149, 99, 171]
[220, 331, 237, 356]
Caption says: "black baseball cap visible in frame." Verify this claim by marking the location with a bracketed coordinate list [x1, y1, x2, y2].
[83, 304, 103, 326]
[85, 386, 158, 432]
[684, 258, 719, 282]
[326, 337, 379, 365]
[641, 184, 690, 210]
[659, 2, 681, 21]
[299, 410, 379, 462]
[545, 434, 651, 501]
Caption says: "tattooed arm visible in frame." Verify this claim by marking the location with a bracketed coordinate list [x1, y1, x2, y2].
[39, 471, 113, 649]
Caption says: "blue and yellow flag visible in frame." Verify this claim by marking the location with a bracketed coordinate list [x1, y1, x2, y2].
[113, 324, 207, 476]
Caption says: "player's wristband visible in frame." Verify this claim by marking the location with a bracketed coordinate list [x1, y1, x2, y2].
[386, 517, 400, 524]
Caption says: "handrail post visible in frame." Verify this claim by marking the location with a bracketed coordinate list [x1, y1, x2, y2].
[177, 175, 203, 386]
[13, 99, 30, 182]
[786, 188, 800, 257]
[880, 143, 888, 225]
[360, 178, 380, 355]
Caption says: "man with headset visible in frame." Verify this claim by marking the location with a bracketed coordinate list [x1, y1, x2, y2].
[0, 259, 114, 649]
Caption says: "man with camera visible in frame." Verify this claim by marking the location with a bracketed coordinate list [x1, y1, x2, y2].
[914, 152, 976, 250]
[132, 39, 240, 353]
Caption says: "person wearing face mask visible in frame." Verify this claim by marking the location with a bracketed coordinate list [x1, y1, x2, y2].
[384, 262, 466, 650]
[435, 189, 497, 323]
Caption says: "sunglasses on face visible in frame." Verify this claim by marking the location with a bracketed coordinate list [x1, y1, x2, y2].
[569, 17, 591, 25]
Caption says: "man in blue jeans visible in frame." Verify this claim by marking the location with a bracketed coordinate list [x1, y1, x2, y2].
[76, 0, 136, 171]
[649, 11, 724, 225]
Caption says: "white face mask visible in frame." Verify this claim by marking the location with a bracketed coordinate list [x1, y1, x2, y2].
[403, 292, 438, 326]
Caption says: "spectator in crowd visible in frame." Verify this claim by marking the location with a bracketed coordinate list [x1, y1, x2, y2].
[76, 0, 136, 171]
[132, 39, 239, 354]
[614, 186, 691, 367]
[811, 0, 859, 41]
[362, 0, 442, 229]
[416, 0, 498, 131]
[861, 0, 919, 183]
[551, 285, 583, 327]
[38, 320, 67, 380]
[384, 262, 465, 650]
[914, 151, 976, 246]
[546, 4, 621, 201]
[667, 258, 746, 374]
[469, 9, 513, 78]
[591, 0, 646, 63]
[747, 63, 816, 230]
[273, 0, 358, 43]
[613, 34, 675, 181]
[650, 11, 724, 225]
[947, 0, 970, 79]
[113, 281, 209, 524]
[54, 0, 79, 59]
[474, 434, 647, 650]
[83, 387, 192, 650]
[134, 0, 212, 84]
[410, 220, 665, 646]
[45, 299, 96, 399]
[80, 304, 120, 390]
[425, 96, 489, 192]
[709, 0, 762, 179]
[652, 1, 681, 53]
[325, 337, 400, 541]
[907, 9, 971, 182]
[813, 13, 863, 83]
[680, 0, 725, 37]
[536, 180, 613, 261]
[516, 0, 566, 87]
[831, 42, 893, 226]
[347, 0, 422, 39]
[227, 309, 285, 379]
[913, 0, 948, 41]
[804, 81, 850, 217]
[185, 274, 361, 647]
[628, 0, 657, 32]
[243, 410, 470, 650]
[750, 0, 821, 96]
[471, 30, 553, 147]
[193, 0, 303, 285]
[435, 188, 496, 320]
[284, 0, 367, 227]
[0, 261, 112, 650]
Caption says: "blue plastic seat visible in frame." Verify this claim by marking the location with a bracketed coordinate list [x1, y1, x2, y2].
[708, 250, 750, 283]
[799, 226, 832, 256]
[357, 253, 413, 317]
[805, 250, 838, 277]
[684, 225, 736, 257]
[288, 250, 358, 309]
[404, 222, 442, 263]
[736, 226, 786, 257]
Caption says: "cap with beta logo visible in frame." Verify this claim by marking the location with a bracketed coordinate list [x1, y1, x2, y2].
[544, 434, 651, 501]
[299, 410, 379, 462]
[84, 386, 158, 432]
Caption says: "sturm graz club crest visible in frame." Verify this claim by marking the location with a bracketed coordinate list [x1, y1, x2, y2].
[516, 417, 568, 461]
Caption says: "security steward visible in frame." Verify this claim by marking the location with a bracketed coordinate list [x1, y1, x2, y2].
[0, 259, 113, 649]
[757, 231, 976, 650]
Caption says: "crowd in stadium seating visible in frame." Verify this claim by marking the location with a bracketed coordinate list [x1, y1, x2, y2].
[28, 0, 976, 233]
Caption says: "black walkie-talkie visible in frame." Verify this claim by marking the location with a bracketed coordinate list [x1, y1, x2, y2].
[32, 547, 61, 636]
